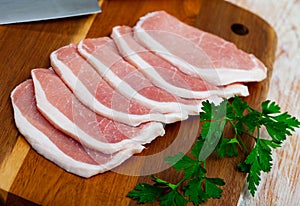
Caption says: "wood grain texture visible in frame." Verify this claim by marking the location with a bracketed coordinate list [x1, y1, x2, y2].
[0, 0, 277, 205]
[0, 137, 30, 191]
[227, 0, 300, 205]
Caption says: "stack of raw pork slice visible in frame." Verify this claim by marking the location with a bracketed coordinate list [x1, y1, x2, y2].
[11, 11, 267, 178]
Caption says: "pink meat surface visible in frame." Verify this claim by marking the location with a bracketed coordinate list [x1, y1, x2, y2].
[31, 69, 165, 154]
[78, 37, 203, 115]
[111, 25, 249, 99]
[50, 44, 185, 126]
[10, 80, 144, 178]
[134, 11, 267, 86]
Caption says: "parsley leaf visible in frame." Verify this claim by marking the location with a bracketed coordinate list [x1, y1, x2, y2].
[205, 177, 226, 199]
[184, 178, 207, 204]
[165, 153, 195, 172]
[262, 100, 280, 114]
[262, 112, 300, 144]
[159, 190, 188, 206]
[199, 100, 227, 161]
[217, 138, 239, 157]
[231, 96, 248, 117]
[238, 138, 280, 196]
[126, 183, 165, 204]
[127, 97, 300, 204]
[128, 138, 225, 205]
[237, 99, 300, 196]
[241, 111, 261, 133]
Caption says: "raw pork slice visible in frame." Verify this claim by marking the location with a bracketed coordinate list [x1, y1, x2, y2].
[134, 11, 267, 86]
[31, 69, 165, 154]
[111, 26, 249, 99]
[78, 37, 215, 115]
[50, 44, 186, 126]
[10, 80, 144, 178]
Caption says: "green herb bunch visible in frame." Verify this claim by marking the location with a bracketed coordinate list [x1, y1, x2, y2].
[127, 97, 300, 205]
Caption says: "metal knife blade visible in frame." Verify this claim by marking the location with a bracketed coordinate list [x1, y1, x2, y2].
[0, 0, 101, 25]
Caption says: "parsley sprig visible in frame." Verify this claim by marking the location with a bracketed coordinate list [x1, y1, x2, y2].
[127, 97, 300, 205]
[127, 140, 225, 206]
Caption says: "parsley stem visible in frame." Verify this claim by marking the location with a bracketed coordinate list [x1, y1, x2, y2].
[240, 131, 257, 140]
[174, 178, 186, 189]
[168, 183, 178, 190]
[237, 135, 249, 153]
[227, 119, 237, 133]
[227, 119, 249, 152]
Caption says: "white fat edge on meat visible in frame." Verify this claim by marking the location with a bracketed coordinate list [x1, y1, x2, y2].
[112, 26, 250, 99]
[50, 51, 183, 126]
[133, 26, 265, 86]
[77, 39, 189, 117]
[77, 39, 227, 116]
[10, 82, 145, 178]
[112, 26, 204, 99]
[31, 69, 162, 154]
[134, 27, 197, 77]
[12, 100, 145, 178]
[134, 13, 267, 86]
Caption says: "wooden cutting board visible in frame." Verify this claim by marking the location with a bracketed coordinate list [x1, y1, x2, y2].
[0, 0, 277, 205]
